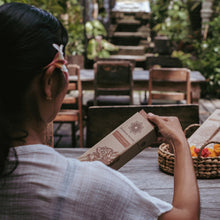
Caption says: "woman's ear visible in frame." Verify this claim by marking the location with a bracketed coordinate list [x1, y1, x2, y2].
[42, 70, 53, 101]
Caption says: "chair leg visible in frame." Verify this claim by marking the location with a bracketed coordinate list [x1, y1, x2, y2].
[71, 122, 76, 147]
[79, 116, 84, 148]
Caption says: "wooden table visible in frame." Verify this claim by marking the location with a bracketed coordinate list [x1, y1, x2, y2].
[56, 148, 220, 220]
[69, 69, 206, 104]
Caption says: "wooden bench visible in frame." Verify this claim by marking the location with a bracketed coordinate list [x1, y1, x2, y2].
[86, 104, 200, 147]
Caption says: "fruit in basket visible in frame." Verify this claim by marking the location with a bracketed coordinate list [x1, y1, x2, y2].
[214, 144, 220, 156]
[190, 144, 220, 157]
[208, 148, 217, 157]
[190, 146, 198, 157]
[190, 146, 211, 157]
[200, 148, 211, 157]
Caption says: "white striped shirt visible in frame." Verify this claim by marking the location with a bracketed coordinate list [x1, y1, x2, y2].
[0, 144, 172, 219]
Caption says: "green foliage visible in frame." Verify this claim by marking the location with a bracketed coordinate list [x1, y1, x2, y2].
[0, 0, 65, 16]
[66, 21, 85, 55]
[212, 0, 220, 18]
[151, 0, 220, 98]
[193, 15, 220, 97]
[153, 0, 191, 48]
[172, 50, 196, 69]
[172, 14, 220, 98]
[150, 0, 170, 26]
[86, 20, 118, 60]
[86, 20, 107, 39]
[64, 0, 85, 55]
[0, 0, 85, 56]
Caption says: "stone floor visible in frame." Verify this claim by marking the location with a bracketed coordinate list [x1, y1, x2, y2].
[53, 90, 220, 148]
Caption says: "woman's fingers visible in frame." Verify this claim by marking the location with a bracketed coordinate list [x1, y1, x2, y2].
[147, 113, 185, 145]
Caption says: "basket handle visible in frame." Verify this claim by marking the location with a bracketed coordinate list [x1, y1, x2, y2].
[197, 141, 220, 159]
[184, 123, 200, 138]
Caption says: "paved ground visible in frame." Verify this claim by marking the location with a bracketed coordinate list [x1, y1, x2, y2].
[53, 90, 220, 148]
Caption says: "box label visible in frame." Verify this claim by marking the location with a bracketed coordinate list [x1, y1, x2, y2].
[113, 131, 131, 148]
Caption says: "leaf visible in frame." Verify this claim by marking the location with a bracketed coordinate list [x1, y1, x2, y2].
[87, 39, 98, 60]
[92, 20, 107, 37]
[85, 21, 94, 39]
[98, 50, 110, 58]
[101, 40, 118, 51]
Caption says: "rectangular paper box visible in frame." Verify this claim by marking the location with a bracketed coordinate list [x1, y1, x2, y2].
[78, 110, 156, 170]
[188, 109, 220, 147]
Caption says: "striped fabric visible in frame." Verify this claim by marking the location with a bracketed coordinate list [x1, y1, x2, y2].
[0, 144, 172, 219]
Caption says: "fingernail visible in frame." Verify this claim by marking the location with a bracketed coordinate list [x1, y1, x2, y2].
[148, 112, 154, 117]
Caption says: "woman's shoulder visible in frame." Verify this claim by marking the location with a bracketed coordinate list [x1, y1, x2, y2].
[10, 144, 72, 176]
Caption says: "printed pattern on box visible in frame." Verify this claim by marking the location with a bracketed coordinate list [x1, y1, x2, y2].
[79, 110, 156, 169]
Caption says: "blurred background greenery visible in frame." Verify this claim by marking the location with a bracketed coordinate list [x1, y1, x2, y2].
[1, 0, 220, 97]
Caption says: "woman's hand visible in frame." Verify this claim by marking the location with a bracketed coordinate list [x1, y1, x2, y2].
[147, 113, 200, 220]
[147, 113, 187, 148]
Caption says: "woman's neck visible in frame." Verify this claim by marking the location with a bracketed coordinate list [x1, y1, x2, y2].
[13, 122, 47, 147]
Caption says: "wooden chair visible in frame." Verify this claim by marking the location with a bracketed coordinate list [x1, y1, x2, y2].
[145, 56, 182, 69]
[86, 104, 200, 147]
[93, 60, 134, 105]
[53, 64, 84, 148]
[96, 58, 136, 69]
[148, 68, 191, 105]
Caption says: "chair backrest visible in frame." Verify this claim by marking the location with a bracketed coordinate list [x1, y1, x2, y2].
[64, 64, 82, 107]
[93, 60, 134, 105]
[54, 64, 84, 148]
[146, 56, 182, 69]
[96, 58, 136, 69]
[148, 67, 191, 105]
[86, 104, 200, 147]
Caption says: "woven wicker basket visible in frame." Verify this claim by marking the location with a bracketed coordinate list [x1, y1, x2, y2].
[158, 141, 220, 179]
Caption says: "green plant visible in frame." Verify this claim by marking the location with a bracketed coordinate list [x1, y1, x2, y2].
[172, 14, 220, 98]
[193, 15, 220, 97]
[85, 19, 118, 60]
[0, 0, 85, 56]
[171, 50, 196, 69]
[151, 0, 220, 97]
[150, 0, 170, 26]
[64, 0, 85, 56]
[152, 0, 191, 51]
[212, 0, 220, 18]
[1, 0, 65, 15]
